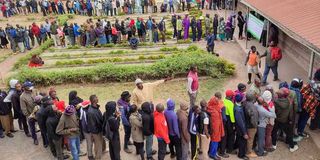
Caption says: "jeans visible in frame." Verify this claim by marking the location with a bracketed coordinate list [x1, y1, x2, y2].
[153, 31, 158, 43]
[262, 65, 278, 83]
[169, 135, 182, 159]
[298, 108, 310, 134]
[145, 135, 153, 159]
[257, 127, 266, 156]
[24, 37, 31, 49]
[158, 139, 167, 160]
[106, 34, 112, 44]
[17, 42, 25, 53]
[28, 118, 37, 140]
[68, 136, 80, 160]
[191, 134, 197, 159]
[85, 32, 90, 46]
[272, 121, 294, 148]
[192, 30, 196, 41]
[209, 141, 219, 157]
[124, 125, 131, 149]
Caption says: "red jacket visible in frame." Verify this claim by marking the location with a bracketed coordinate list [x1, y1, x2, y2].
[207, 97, 225, 142]
[31, 24, 40, 37]
[154, 111, 170, 144]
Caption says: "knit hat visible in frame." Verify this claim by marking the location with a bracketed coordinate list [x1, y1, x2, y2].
[234, 93, 243, 103]
[262, 91, 272, 103]
[65, 105, 76, 116]
[135, 78, 143, 85]
[80, 100, 91, 108]
[225, 90, 235, 97]
[279, 81, 289, 89]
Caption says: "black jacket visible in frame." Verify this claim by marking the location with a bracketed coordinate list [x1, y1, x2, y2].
[11, 90, 23, 118]
[141, 102, 154, 136]
[46, 109, 61, 140]
[0, 91, 10, 116]
[87, 105, 103, 134]
[36, 104, 52, 131]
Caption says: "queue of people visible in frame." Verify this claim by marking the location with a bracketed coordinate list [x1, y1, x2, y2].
[0, 65, 319, 160]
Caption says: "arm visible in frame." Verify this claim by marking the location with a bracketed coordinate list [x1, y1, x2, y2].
[131, 91, 138, 106]
[260, 50, 267, 58]
[119, 106, 130, 126]
[20, 97, 28, 116]
[109, 117, 120, 132]
[56, 117, 70, 135]
[173, 118, 180, 138]
[187, 77, 194, 94]
[244, 52, 249, 65]
[150, 79, 165, 88]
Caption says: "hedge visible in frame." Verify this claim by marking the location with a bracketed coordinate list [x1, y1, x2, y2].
[13, 46, 235, 86]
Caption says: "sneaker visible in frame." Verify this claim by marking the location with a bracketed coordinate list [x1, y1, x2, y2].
[265, 148, 275, 152]
[273, 78, 279, 81]
[289, 145, 299, 152]
[124, 148, 132, 153]
[227, 150, 237, 155]
[152, 150, 157, 155]
[6, 133, 14, 138]
[78, 151, 87, 156]
[293, 136, 303, 142]
[299, 132, 309, 138]
[272, 145, 277, 150]
[218, 153, 229, 158]
[247, 152, 258, 158]
[10, 130, 17, 133]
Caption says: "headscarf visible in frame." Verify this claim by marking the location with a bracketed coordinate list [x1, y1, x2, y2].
[207, 96, 223, 113]
[104, 101, 117, 120]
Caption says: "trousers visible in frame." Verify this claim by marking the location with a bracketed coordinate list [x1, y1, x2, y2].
[169, 135, 182, 160]
[92, 133, 104, 160]
[0, 115, 11, 134]
[199, 134, 210, 160]
[158, 139, 167, 160]
[257, 127, 266, 156]
[247, 128, 256, 154]
[272, 121, 294, 148]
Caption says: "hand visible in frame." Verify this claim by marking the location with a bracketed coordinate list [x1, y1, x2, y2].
[115, 111, 121, 117]
[244, 134, 249, 139]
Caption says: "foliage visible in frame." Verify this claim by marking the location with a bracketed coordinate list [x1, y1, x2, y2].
[109, 50, 127, 54]
[67, 45, 81, 49]
[177, 39, 192, 44]
[57, 14, 74, 25]
[160, 46, 179, 52]
[14, 47, 235, 86]
[13, 39, 54, 69]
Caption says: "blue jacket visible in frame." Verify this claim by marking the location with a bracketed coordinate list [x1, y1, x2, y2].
[206, 34, 215, 46]
[164, 99, 180, 138]
[290, 86, 302, 112]
[73, 25, 80, 37]
[234, 104, 247, 136]
[117, 99, 131, 127]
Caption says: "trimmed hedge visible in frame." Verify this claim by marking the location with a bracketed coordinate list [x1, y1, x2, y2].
[14, 46, 235, 86]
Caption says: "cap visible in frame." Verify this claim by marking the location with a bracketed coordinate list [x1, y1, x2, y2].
[135, 78, 143, 85]
[23, 81, 34, 90]
[225, 90, 235, 97]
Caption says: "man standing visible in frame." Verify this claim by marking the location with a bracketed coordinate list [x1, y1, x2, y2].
[118, 91, 133, 153]
[132, 78, 171, 108]
[87, 95, 104, 160]
[171, 14, 177, 39]
[50, 20, 59, 47]
[158, 17, 166, 44]
[249, 78, 262, 97]
[0, 91, 14, 138]
[198, 100, 211, 160]
[223, 90, 235, 154]
[213, 14, 219, 40]
[141, 102, 156, 160]
[177, 15, 182, 40]
[187, 65, 199, 107]
[20, 81, 38, 145]
[44, 19, 51, 39]
[260, 41, 282, 85]
[176, 102, 190, 159]
[205, 14, 210, 36]
[147, 16, 153, 43]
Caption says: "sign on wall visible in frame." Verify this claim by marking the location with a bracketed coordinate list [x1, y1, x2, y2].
[247, 13, 264, 40]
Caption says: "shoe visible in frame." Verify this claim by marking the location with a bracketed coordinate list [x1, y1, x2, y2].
[293, 136, 303, 142]
[272, 145, 277, 150]
[25, 133, 31, 137]
[63, 155, 70, 159]
[273, 78, 279, 81]
[247, 81, 252, 84]
[44, 144, 48, 148]
[10, 130, 17, 133]
[34, 139, 39, 145]
[0, 134, 4, 138]
[265, 148, 275, 152]
[299, 132, 309, 138]
[218, 153, 229, 158]
[6, 133, 14, 138]
[124, 148, 132, 153]
[209, 155, 221, 160]
[289, 145, 299, 152]
[152, 150, 157, 155]
[247, 152, 258, 158]
[227, 150, 237, 155]
[78, 151, 87, 156]
[166, 150, 170, 155]
[239, 156, 249, 160]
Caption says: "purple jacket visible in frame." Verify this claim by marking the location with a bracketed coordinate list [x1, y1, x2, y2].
[164, 99, 180, 138]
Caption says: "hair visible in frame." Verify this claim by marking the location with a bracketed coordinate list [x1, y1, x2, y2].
[251, 45, 256, 50]
[89, 94, 97, 103]
[200, 99, 207, 109]
[190, 65, 197, 71]
[156, 103, 164, 112]
[214, 92, 222, 99]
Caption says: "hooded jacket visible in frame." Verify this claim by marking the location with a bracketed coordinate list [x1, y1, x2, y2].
[154, 110, 170, 144]
[0, 91, 10, 115]
[274, 96, 294, 124]
[207, 97, 224, 142]
[56, 112, 80, 138]
[243, 93, 258, 129]
[11, 90, 23, 118]
[164, 99, 180, 137]
[87, 104, 103, 134]
[176, 103, 190, 143]
[130, 111, 144, 143]
[118, 98, 131, 127]
[141, 102, 154, 136]
[46, 108, 62, 140]
[103, 101, 120, 140]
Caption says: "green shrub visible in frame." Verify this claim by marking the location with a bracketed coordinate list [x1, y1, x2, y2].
[57, 14, 74, 25]
[56, 59, 85, 66]
[177, 39, 192, 44]
[13, 50, 235, 86]
[160, 46, 179, 52]
[109, 50, 127, 54]
[14, 39, 54, 69]
[67, 45, 80, 49]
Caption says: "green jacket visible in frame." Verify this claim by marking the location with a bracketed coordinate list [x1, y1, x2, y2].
[50, 24, 58, 35]
[274, 98, 294, 123]
[224, 98, 235, 123]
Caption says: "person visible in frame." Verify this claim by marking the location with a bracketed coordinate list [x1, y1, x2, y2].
[158, 17, 166, 44]
[212, 14, 218, 40]
[182, 14, 190, 40]
[189, 105, 201, 159]
[237, 11, 245, 40]
[254, 96, 274, 157]
[245, 46, 261, 84]
[197, 16, 203, 41]
[198, 100, 211, 160]
[36, 96, 53, 148]
[0, 27, 9, 48]
[0, 91, 14, 138]
[154, 103, 170, 160]
[289, 78, 303, 141]
[187, 65, 199, 107]
[79, 100, 94, 160]
[249, 78, 262, 97]
[11, 82, 30, 137]
[20, 81, 38, 144]
[164, 99, 182, 159]
[263, 86, 276, 152]
[56, 105, 82, 160]
[242, 93, 258, 158]
[28, 54, 44, 67]
[176, 102, 190, 160]
[141, 102, 156, 160]
[129, 104, 144, 160]
[218, 17, 225, 41]
[206, 31, 216, 55]
[103, 101, 121, 160]
[272, 88, 299, 152]
[223, 90, 236, 154]
[260, 41, 282, 85]
[204, 14, 210, 36]
[46, 102, 69, 160]
[176, 15, 182, 40]
[233, 94, 249, 160]
[208, 94, 224, 160]
[260, 19, 268, 47]
[171, 14, 177, 39]
[50, 21, 59, 47]
[118, 91, 133, 153]
[132, 78, 170, 108]
[190, 17, 196, 42]
[87, 95, 104, 160]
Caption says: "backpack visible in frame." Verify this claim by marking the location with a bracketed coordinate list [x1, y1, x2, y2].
[270, 47, 282, 61]
[104, 117, 114, 141]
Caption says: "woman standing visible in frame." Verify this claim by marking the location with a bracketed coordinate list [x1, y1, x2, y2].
[129, 104, 145, 160]
[218, 17, 225, 41]
[0, 27, 9, 48]
[237, 11, 245, 40]
[95, 23, 106, 45]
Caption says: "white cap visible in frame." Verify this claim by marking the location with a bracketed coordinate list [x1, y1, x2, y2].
[135, 78, 143, 85]
[262, 91, 272, 103]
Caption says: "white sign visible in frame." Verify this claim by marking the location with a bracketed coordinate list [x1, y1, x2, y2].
[247, 13, 264, 40]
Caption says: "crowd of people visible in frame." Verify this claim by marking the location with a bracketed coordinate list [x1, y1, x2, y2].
[0, 65, 319, 160]
[1, 0, 238, 17]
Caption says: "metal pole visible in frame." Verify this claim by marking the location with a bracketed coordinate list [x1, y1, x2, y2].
[266, 20, 269, 48]
[245, 6, 249, 49]
[233, 0, 236, 12]
[308, 51, 315, 80]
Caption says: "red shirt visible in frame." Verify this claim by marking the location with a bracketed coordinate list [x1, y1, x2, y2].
[31, 24, 40, 36]
[154, 111, 170, 144]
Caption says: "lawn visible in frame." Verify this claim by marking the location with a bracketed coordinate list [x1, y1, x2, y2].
[39, 77, 226, 111]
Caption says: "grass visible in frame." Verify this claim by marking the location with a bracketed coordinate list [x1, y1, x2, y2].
[39, 78, 226, 111]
